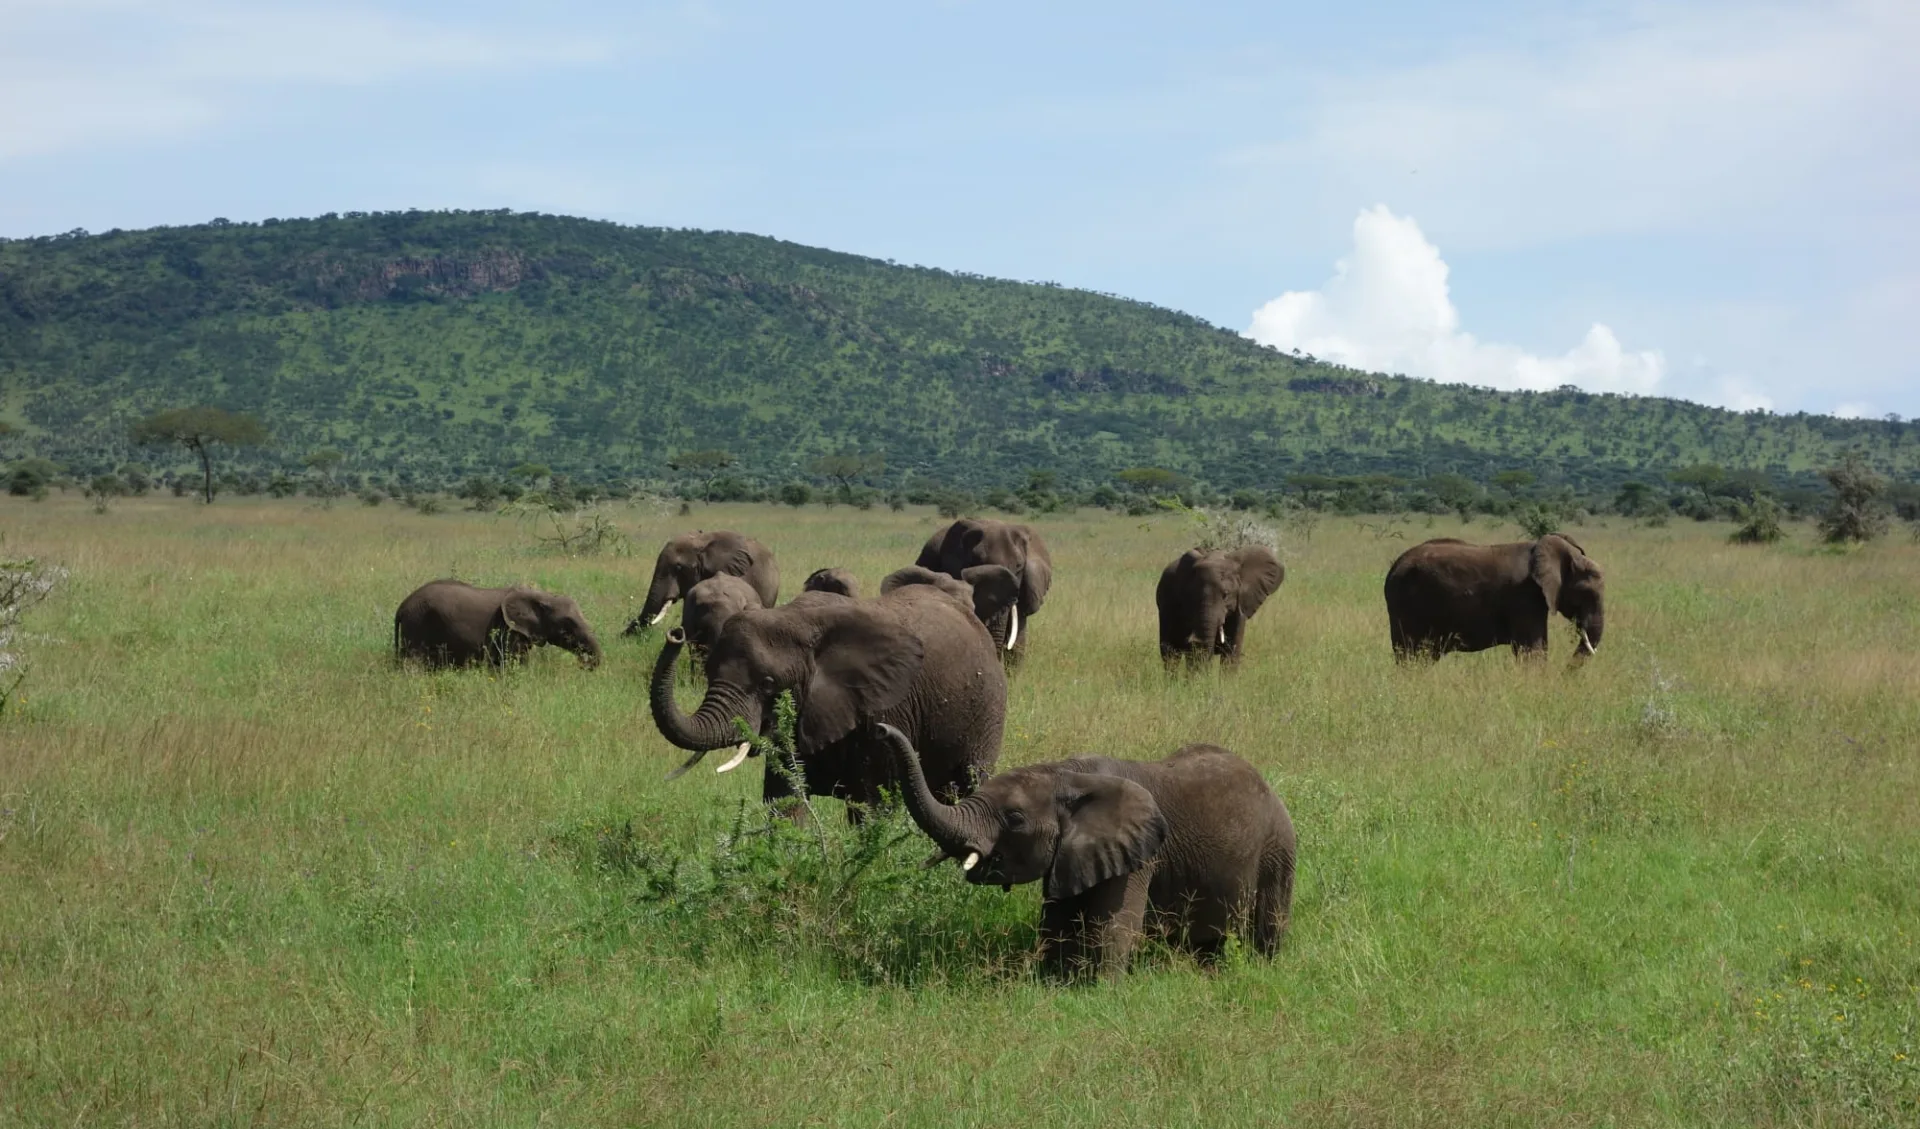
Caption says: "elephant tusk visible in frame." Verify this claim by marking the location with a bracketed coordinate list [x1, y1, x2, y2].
[714, 742, 753, 773]
[1219, 625, 1228, 646]
[961, 850, 981, 871]
[664, 747, 711, 780]
[1579, 631, 1595, 655]
[1004, 609, 1019, 651]
[648, 600, 676, 626]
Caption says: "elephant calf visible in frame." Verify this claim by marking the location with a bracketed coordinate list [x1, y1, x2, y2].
[879, 725, 1297, 981]
[681, 574, 764, 654]
[394, 579, 602, 670]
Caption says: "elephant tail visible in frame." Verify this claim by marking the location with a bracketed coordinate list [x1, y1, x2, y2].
[1253, 842, 1295, 956]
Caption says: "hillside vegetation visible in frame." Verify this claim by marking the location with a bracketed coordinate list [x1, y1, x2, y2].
[2, 210, 1914, 496]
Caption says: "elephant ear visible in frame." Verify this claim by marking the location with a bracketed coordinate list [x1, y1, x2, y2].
[700, 535, 755, 578]
[498, 589, 545, 639]
[1231, 546, 1284, 618]
[914, 523, 955, 571]
[797, 605, 925, 753]
[960, 565, 1020, 627]
[1017, 527, 1052, 615]
[1530, 535, 1578, 612]
[1047, 772, 1167, 899]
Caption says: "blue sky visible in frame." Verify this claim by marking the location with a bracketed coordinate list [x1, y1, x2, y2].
[3, 0, 1914, 417]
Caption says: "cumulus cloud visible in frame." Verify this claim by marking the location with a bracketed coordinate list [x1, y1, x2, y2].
[1247, 206, 1665, 396]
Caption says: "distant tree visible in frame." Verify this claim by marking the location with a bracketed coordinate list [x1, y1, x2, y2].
[1729, 496, 1786, 544]
[509, 463, 551, 484]
[1818, 453, 1889, 544]
[85, 474, 126, 514]
[130, 407, 268, 504]
[1117, 466, 1192, 495]
[669, 448, 737, 503]
[1491, 469, 1535, 492]
[808, 453, 884, 505]
[6, 459, 59, 500]
[1666, 464, 1725, 491]
[778, 481, 813, 507]
[117, 465, 152, 496]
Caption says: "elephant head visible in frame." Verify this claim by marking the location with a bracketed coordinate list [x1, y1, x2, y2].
[917, 519, 1052, 651]
[1168, 546, 1283, 648]
[625, 532, 761, 635]
[801, 567, 861, 599]
[500, 588, 602, 668]
[876, 725, 1166, 898]
[649, 602, 925, 772]
[1532, 534, 1605, 656]
[680, 574, 762, 653]
[880, 564, 1019, 634]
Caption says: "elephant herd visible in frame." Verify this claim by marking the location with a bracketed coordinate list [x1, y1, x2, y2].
[391, 519, 1607, 980]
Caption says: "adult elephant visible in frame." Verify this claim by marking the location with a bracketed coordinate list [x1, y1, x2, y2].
[915, 518, 1051, 659]
[1384, 534, 1605, 660]
[878, 725, 1297, 981]
[1156, 545, 1284, 666]
[394, 580, 602, 670]
[649, 565, 1014, 809]
[624, 531, 778, 635]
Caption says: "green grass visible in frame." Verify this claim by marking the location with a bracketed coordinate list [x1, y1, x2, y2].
[2, 497, 1916, 1126]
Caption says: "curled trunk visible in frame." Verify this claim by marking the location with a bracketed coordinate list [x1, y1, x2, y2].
[649, 631, 757, 751]
[874, 724, 991, 858]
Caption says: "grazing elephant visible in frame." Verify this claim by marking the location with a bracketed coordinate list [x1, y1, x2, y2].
[801, 567, 861, 599]
[649, 565, 1015, 808]
[878, 725, 1297, 981]
[1156, 546, 1284, 665]
[394, 579, 602, 670]
[915, 518, 1052, 659]
[624, 531, 778, 635]
[681, 574, 764, 655]
[1384, 534, 1605, 660]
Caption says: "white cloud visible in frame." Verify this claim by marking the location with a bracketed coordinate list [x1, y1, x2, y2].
[1247, 205, 1665, 396]
[0, 2, 613, 161]
[1833, 402, 1882, 419]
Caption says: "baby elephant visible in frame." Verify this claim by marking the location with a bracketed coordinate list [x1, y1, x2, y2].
[394, 579, 602, 670]
[681, 574, 764, 654]
[878, 724, 1296, 981]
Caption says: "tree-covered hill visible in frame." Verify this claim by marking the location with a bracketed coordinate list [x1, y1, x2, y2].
[1, 210, 1913, 495]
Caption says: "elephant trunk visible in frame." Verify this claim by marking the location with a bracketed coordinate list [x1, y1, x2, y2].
[1575, 607, 1605, 656]
[874, 724, 993, 864]
[577, 635, 604, 669]
[626, 572, 679, 635]
[649, 630, 758, 751]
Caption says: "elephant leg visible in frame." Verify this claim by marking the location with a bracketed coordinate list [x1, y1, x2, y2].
[1040, 870, 1151, 982]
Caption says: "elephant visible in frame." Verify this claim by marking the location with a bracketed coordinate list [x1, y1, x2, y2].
[1384, 534, 1605, 660]
[914, 518, 1052, 660]
[877, 725, 1297, 981]
[649, 564, 1014, 809]
[624, 531, 778, 636]
[394, 579, 602, 670]
[1156, 545, 1285, 666]
[801, 567, 860, 600]
[680, 574, 764, 655]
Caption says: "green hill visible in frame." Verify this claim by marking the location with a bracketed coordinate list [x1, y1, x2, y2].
[1, 209, 1913, 497]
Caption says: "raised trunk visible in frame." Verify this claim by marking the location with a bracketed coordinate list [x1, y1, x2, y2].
[649, 631, 756, 751]
[874, 724, 989, 858]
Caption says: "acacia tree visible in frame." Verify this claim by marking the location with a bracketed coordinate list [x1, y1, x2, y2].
[1818, 452, 1890, 544]
[131, 407, 268, 504]
[669, 448, 737, 503]
[808, 454, 884, 506]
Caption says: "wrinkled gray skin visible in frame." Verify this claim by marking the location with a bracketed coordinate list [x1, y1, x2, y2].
[801, 567, 861, 600]
[1384, 534, 1605, 661]
[915, 518, 1052, 662]
[394, 579, 601, 670]
[879, 725, 1297, 981]
[649, 565, 1015, 815]
[1156, 546, 1285, 666]
[624, 531, 778, 636]
[681, 574, 764, 655]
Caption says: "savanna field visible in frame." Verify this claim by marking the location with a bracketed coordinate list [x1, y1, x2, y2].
[2, 496, 1915, 1127]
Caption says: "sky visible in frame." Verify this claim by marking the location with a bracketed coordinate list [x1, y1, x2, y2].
[3, 0, 1914, 418]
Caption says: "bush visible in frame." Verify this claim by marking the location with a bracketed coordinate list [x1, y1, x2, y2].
[1818, 453, 1890, 544]
[1729, 496, 1786, 544]
[934, 490, 976, 519]
[1514, 503, 1572, 539]
[358, 487, 385, 507]
[778, 482, 813, 507]
[6, 459, 57, 499]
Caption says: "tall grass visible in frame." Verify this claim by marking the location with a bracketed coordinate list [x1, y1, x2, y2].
[1, 497, 1915, 1126]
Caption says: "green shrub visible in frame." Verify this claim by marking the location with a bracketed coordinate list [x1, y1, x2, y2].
[1730, 496, 1787, 544]
[1818, 453, 1890, 544]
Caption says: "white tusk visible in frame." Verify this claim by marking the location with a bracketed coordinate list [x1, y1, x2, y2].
[1218, 625, 1228, 645]
[1004, 609, 1019, 651]
[648, 600, 675, 626]
[1579, 631, 1597, 655]
[714, 742, 753, 773]
[961, 851, 981, 871]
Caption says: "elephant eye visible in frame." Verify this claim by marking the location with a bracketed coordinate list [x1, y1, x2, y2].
[759, 675, 777, 692]
[1004, 810, 1026, 830]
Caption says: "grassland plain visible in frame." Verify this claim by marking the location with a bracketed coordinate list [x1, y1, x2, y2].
[1, 497, 1915, 1127]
